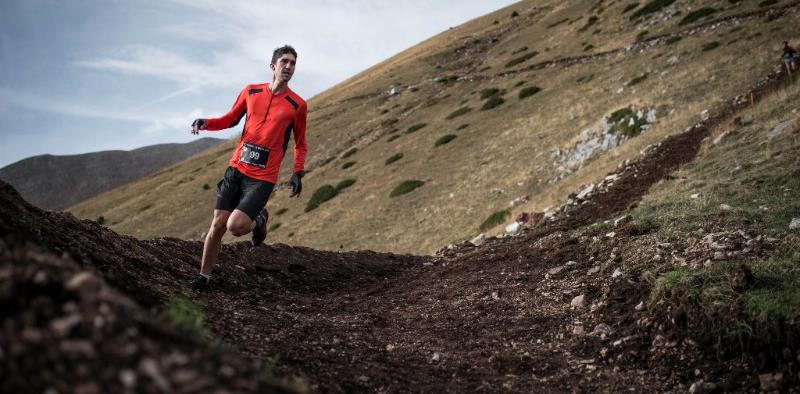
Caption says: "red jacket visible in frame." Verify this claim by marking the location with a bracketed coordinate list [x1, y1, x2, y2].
[205, 83, 307, 183]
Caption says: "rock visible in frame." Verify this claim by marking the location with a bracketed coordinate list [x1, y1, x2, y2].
[666, 55, 679, 65]
[768, 119, 794, 140]
[139, 358, 171, 392]
[719, 204, 732, 211]
[690, 193, 700, 199]
[470, 233, 485, 246]
[570, 295, 586, 308]
[592, 323, 614, 336]
[635, 301, 644, 311]
[65, 271, 102, 292]
[60, 340, 96, 358]
[505, 222, 521, 234]
[587, 266, 601, 275]
[613, 215, 632, 227]
[611, 268, 622, 279]
[431, 352, 441, 362]
[790, 218, 800, 229]
[119, 369, 137, 389]
[713, 251, 725, 260]
[565, 260, 577, 266]
[759, 372, 783, 391]
[491, 291, 500, 300]
[547, 266, 564, 277]
[576, 184, 595, 200]
[50, 313, 82, 337]
[605, 231, 616, 238]
[700, 109, 710, 120]
[386, 344, 395, 352]
[689, 380, 717, 394]
[573, 325, 585, 335]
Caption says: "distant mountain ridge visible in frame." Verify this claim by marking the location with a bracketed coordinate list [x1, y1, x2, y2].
[0, 138, 224, 210]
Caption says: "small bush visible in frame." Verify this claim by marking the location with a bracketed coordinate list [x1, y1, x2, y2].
[505, 51, 539, 68]
[342, 161, 356, 169]
[406, 123, 427, 133]
[519, 86, 542, 99]
[385, 153, 404, 165]
[627, 73, 649, 86]
[319, 156, 335, 167]
[202, 183, 210, 190]
[276, 207, 288, 216]
[96, 216, 105, 225]
[481, 97, 505, 110]
[479, 88, 502, 99]
[269, 222, 281, 232]
[456, 124, 470, 130]
[622, 2, 639, 13]
[511, 46, 528, 55]
[390, 180, 425, 197]
[434, 134, 457, 147]
[579, 15, 599, 32]
[511, 10, 519, 17]
[479, 209, 511, 232]
[759, 0, 778, 6]
[513, 80, 527, 87]
[446, 106, 472, 119]
[630, 0, 676, 20]
[679, 7, 717, 25]
[139, 204, 152, 212]
[583, 44, 595, 51]
[305, 185, 338, 212]
[608, 107, 648, 138]
[335, 179, 356, 191]
[577, 74, 595, 83]
[436, 75, 458, 84]
[162, 295, 211, 342]
[387, 135, 401, 143]
[665, 36, 682, 45]
[380, 109, 389, 114]
[382, 118, 399, 127]
[608, 107, 634, 123]
[342, 147, 357, 159]
[636, 30, 649, 41]
[702, 41, 720, 51]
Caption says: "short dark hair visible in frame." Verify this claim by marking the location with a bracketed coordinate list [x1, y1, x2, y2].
[271, 45, 297, 65]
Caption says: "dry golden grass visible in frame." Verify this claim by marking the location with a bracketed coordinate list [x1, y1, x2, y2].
[71, 0, 798, 253]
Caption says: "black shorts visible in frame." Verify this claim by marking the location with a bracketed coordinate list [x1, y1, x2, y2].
[214, 166, 274, 220]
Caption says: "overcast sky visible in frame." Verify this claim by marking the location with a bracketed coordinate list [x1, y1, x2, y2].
[0, 0, 518, 168]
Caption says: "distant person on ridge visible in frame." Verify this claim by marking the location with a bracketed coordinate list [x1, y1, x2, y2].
[187, 45, 308, 290]
[782, 41, 797, 74]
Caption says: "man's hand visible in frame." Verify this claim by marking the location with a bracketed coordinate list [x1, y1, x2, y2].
[191, 119, 206, 135]
[289, 171, 304, 197]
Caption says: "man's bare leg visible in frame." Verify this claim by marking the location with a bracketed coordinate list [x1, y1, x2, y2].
[226, 209, 258, 236]
[200, 209, 230, 276]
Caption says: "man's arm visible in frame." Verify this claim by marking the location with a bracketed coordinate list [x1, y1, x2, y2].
[292, 103, 308, 174]
[200, 88, 248, 131]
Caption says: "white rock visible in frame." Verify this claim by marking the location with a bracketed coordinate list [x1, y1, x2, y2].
[666, 55, 679, 66]
[690, 193, 700, 199]
[505, 222, 521, 234]
[573, 325, 585, 335]
[565, 260, 577, 266]
[635, 301, 645, 311]
[386, 344, 395, 352]
[576, 184, 595, 200]
[613, 215, 632, 227]
[719, 204, 732, 211]
[570, 294, 586, 308]
[790, 218, 800, 229]
[768, 120, 794, 140]
[431, 352, 441, 362]
[119, 369, 137, 389]
[592, 323, 614, 336]
[470, 233, 485, 246]
[605, 231, 616, 238]
[700, 109, 709, 120]
[611, 268, 622, 278]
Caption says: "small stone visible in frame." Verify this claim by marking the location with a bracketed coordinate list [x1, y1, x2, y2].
[635, 301, 645, 311]
[611, 268, 622, 279]
[139, 358, 170, 392]
[605, 231, 616, 238]
[119, 369, 137, 389]
[790, 218, 800, 229]
[713, 251, 725, 260]
[386, 344, 395, 352]
[690, 193, 700, 199]
[570, 295, 586, 308]
[759, 372, 783, 391]
[358, 375, 370, 383]
[573, 325, 585, 335]
[613, 215, 632, 227]
[505, 222, 521, 234]
[65, 272, 102, 292]
[587, 266, 601, 275]
[592, 323, 614, 336]
[565, 260, 577, 266]
[50, 313, 82, 337]
[431, 352, 441, 362]
[689, 380, 717, 394]
[471, 233, 485, 246]
[491, 291, 500, 300]
[719, 204, 732, 211]
[547, 266, 564, 277]
[577, 184, 595, 200]
[60, 340, 95, 358]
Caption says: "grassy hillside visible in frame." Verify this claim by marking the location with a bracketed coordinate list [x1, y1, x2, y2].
[71, 0, 799, 254]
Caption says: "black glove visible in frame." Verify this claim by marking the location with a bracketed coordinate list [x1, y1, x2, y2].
[191, 118, 206, 134]
[289, 171, 304, 197]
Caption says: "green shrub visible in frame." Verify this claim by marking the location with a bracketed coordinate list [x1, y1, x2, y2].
[342, 147, 357, 158]
[269, 222, 281, 232]
[481, 97, 505, 110]
[583, 44, 595, 51]
[608, 107, 634, 123]
[505, 51, 539, 68]
[446, 106, 472, 119]
[759, 0, 778, 6]
[511, 10, 519, 17]
[636, 30, 649, 41]
[608, 107, 648, 138]
[630, 0, 676, 20]
[434, 134, 457, 147]
[702, 41, 720, 51]
[380, 109, 389, 114]
[622, 2, 639, 13]
[519, 86, 542, 99]
[162, 295, 211, 342]
[96, 216, 105, 225]
[513, 80, 527, 87]
[342, 161, 356, 169]
[319, 156, 335, 167]
[305, 185, 338, 212]
[387, 135, 401, 143]
[479, 209, 511, 232]
[627, 73, 649, 86]
[335, 178, 356, 191]
[390, 180, 425, 197]
[382, 118, 399, 127]
[385, 153, 404, 165]
[665, 36, 682, 45]
[579, 15, 599, 32]
[479, 88, 502, 99]
[436, 75, 459, 84]
[456, 124, 470, 130]
[406, 123, 427, 133]
[511, 46, 528, 55]
[679, 7, 717, 25]
[276, 208, 288, 216]
[577, 74, 595, 83]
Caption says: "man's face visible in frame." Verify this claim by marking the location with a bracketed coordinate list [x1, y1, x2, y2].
[271, 54, 297, 83]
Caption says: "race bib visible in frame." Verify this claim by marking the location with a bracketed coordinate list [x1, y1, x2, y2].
[240, 142, 269, 169]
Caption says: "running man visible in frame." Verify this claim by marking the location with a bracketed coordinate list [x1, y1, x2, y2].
[188, 45, 308, 289]
[783, 41, 797, 73]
